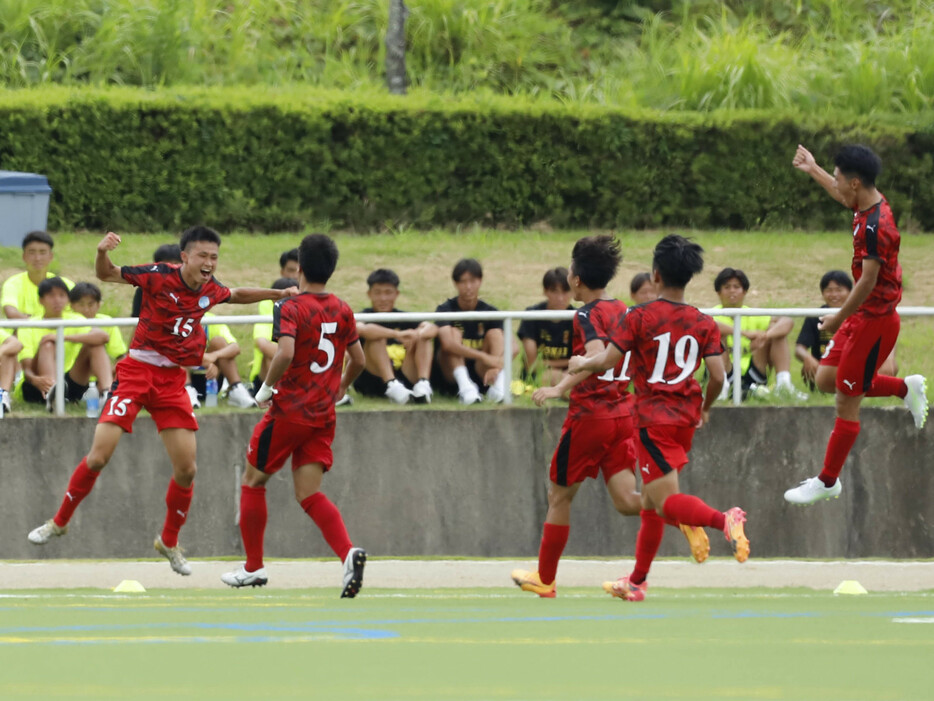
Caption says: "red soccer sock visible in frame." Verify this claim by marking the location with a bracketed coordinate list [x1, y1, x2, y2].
[160, 479, 194, 549]
[630, 510, 665, 585]
[240, 485, 268, 572]
[53, 458, 100, 528]
[819, 418, 861, 487]
[663, 493, 726, 532]
[301, 492, 353, 562]
[866, 375, 907, 399]
[538, 523, 570, 586]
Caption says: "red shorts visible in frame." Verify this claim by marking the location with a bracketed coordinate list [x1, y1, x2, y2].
[636, 425, 695, 484]
[550, 415, 635, 487]
[820, 312, 900, 396]
[100, 356, 198, 434]
[247, 413, 335, 474]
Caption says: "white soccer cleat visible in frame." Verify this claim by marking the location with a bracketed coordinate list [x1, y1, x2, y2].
[458, 383, 482, 405]
[341, 547, 367, 598]
[485, 384, 506, 404]
[227, 382, 259, 408]
[411, 379, 433, 404]
[335, 393, 353, 407]
[784, 476, 842, 505]
[384, 379, 412, 405]
[28, 519, 67, 545]
[185, 385, 201, 410]
[221, 565, 268, 588]
[154, 536, 192, 576]
[903, 375, 928, 429]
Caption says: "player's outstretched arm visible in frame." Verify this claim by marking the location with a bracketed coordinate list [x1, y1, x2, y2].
[96, 232, 127, 284]
[793, 144, 848, 207]
[228, 286, 299, 305]
[533, 338, 605, 404]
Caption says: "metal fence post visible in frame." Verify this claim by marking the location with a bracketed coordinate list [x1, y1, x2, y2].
[55, 325, 66, 416]
[732, 314, 742, 406]
[503, 317, 513, 405]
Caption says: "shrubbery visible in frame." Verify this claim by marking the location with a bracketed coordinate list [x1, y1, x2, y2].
[1, 88, 932, 232]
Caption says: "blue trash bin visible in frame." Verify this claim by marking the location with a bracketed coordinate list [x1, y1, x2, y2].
[0, 171, 52, 248]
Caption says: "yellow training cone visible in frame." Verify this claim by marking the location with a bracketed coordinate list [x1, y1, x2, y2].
[113, 580, 147, 593]
[833, 580, 868, 595]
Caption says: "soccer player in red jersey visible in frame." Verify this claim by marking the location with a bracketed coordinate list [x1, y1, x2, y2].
[510, 236, 710, 599]
[27, 227, 296, 575]
[570, 234, 750, 602]
[785, 145, 928, 505]
[221, 233, 368, 598]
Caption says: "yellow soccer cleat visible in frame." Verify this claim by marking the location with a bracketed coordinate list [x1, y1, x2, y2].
[679, 523, 710, 564]
[723, 507, 750, 563]
[510, 569, 556, 598]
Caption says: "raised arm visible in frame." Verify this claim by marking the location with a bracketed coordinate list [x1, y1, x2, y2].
[228, 286, 298, 305]
[793, 144, 848, 207]
[96, 232, 127, 284]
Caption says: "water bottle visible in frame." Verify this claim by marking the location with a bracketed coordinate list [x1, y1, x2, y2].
[205, 377, 219, 407]
[84, 386, 100, 418]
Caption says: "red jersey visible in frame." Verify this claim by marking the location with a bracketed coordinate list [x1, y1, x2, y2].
[270, 292, 358, 426]
[569, 298, 632, 420]
[609, 299, 722, 428]
[122, 263, 231, 367]
[851, 196, 901, 317]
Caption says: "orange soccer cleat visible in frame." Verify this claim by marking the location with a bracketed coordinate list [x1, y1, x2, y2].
[510, 569, 556, 598]
[723, 507, 750, 563]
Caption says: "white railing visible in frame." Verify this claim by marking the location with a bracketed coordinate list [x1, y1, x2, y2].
[3, 306, 933, 415]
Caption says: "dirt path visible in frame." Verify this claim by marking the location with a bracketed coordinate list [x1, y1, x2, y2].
[1, 558, 932, 592]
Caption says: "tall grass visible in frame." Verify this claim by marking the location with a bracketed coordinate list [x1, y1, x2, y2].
[1, 0, 933, 114]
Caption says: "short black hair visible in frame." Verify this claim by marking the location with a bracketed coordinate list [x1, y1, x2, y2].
[714, 267, 750, 293]
[834, 144, 882, 187]
[629, 272, 652, 296]
[153, 244, 182, 264]
[570, 235, 621, 290]
[272, 277, 298, 291]
[22, 230, 54, 249]
[179, 225, 222, 251]
[542, 267, 570, 292]
[279, 248, 299, 269]
[452, 258, 483, 282]
[37, 276, 69, 299]
[299, 233, 339, 284]
[820, 269, 853, 292]
[69, 281, 102, 304]
[653, 235, 704, 289]
[367, 268, 401, 288]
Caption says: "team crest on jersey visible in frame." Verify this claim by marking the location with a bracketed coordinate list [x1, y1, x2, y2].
[198, 296, 210, 309]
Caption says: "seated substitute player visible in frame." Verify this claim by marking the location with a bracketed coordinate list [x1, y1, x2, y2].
[785, 144, 928, 505]
[69, 282, 128, 394]
[2, 230, 74, 320]
[250, 277, 298, 395]
[712, 267, 805, 400]
[222, 233, 367, 598]
[629, 272, 656, 305]
[354, 268, 437, 404]
[433, 258, 507, 404]
[19, 277, 111, 409]
[511, 236, 710, 599]
[796, 270, 897, 390]
[516, 267, 575, 388]
[278, 247, 300, 280]
[0, 329, 23, 418]
[570, 234, 750, 602]
[186, 312, 258, 409]
[26, 227, 296, 576]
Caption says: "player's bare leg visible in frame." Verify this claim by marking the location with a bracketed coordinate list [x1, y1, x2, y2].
[154, 428, 197, 575]
[27, 423, 124, 544]
[364, 338, 410, 404]
[293, 463, 365, 598]
[438, 328, 482, 404]
[403, 322, 437, 403]
[512, 481, 580, 598]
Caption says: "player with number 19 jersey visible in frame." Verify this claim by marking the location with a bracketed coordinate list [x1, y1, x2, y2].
[610, 299, 722, 429]
[268, 292, 358, 427]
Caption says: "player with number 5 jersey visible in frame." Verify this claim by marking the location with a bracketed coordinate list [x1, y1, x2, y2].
[511, 236, 710, 600]
[223, 233, 369, 598]
[570, 234, 750, 602]
[27, 227, 297, 577]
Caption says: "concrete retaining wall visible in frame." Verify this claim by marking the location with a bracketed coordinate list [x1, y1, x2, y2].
[1, 406, 931, 560]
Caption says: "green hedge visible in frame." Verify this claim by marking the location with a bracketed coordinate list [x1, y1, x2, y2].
[1, 87, 932, 232]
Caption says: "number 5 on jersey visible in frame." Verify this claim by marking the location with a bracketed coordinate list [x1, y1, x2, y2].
[310, 322, 338, 374]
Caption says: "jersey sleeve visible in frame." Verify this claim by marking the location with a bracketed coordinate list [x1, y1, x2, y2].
[121, 264, 160, 289]
[434, 299, 453, 328]
[210, 278, 232, 305]
[272, 299, 297, 341]
[607, 309, 635, 353]
[517, 308, 536, 340]
[701, 317, 724, 357]
[0, 276, 18, 311]
[343, 303, 359, 346]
